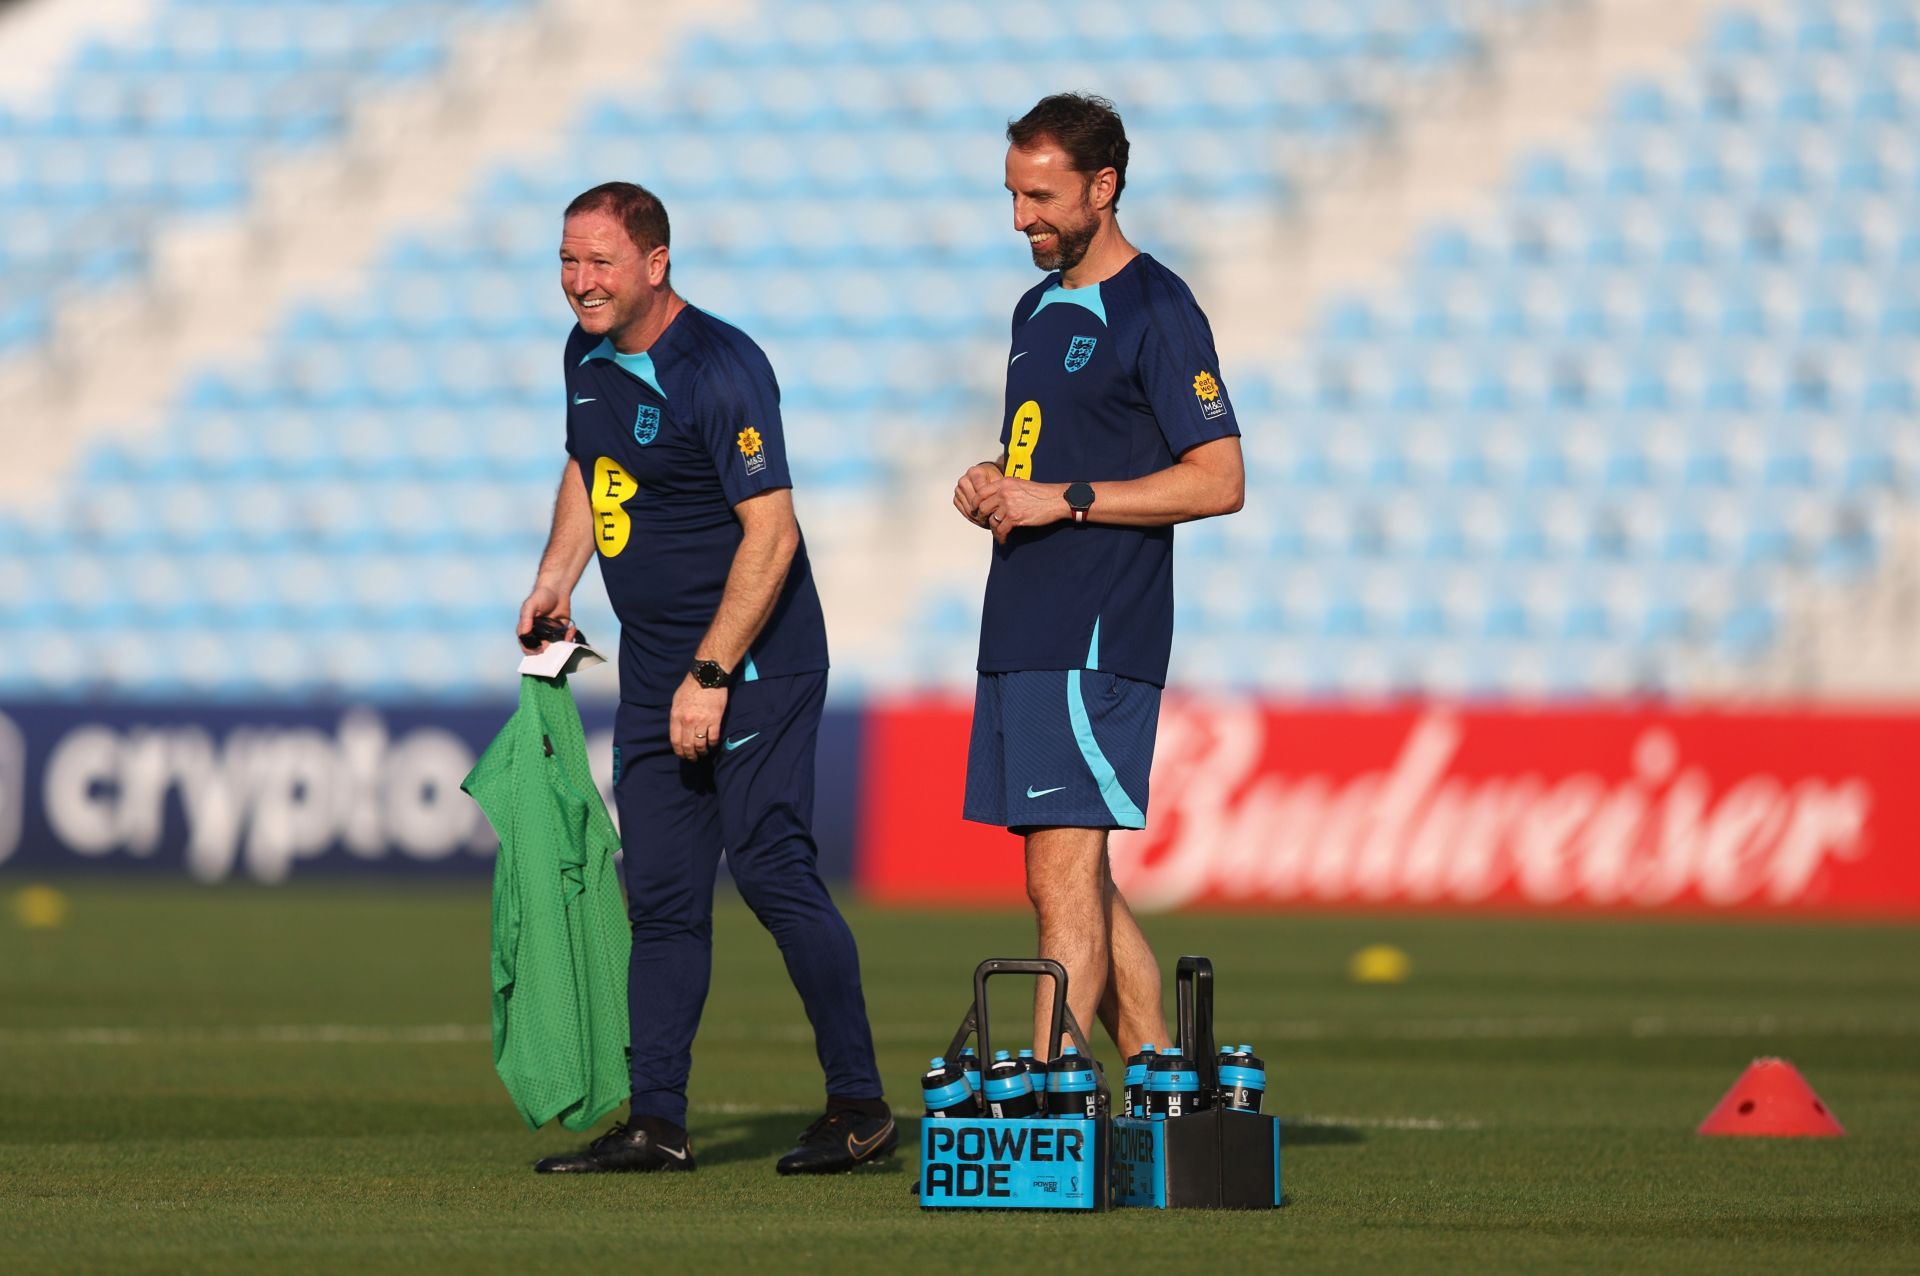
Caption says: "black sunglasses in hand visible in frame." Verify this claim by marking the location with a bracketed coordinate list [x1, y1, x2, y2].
[518, 616, 585, 651]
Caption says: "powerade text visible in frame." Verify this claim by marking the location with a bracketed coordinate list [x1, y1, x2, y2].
[922, 1124, 1085, 1199]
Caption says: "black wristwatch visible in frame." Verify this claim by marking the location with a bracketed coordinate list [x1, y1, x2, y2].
[689, 658, 730, 689]
[1065, 481, 1095, 525]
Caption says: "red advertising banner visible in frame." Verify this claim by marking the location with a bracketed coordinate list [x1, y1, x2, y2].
[857, 698, 1920, 916]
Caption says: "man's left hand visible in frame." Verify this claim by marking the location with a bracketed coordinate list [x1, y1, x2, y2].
[973, 477, 1068, 544]
[671, 676, 729, 761]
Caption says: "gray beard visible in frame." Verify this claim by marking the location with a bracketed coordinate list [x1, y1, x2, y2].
[1031, 220, 1096, 273]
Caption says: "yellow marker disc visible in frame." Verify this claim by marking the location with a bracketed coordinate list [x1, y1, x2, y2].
[1349, 943, 1411, 984]
[13, 885, 70, 930]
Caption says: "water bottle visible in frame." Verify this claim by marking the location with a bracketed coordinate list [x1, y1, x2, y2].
[1146, 1046, 1206, 1119]
[921, 1055, 977, 1119]
[1123, 1043, 1158, 1118]
[1045, 1044, 1099, 1119]
[1218, 1043, 1267, 1114]
[1016, 1048, 1044, 1083]
[957, 1046, 983, 1100]
[983, 1049, 1041, 1119]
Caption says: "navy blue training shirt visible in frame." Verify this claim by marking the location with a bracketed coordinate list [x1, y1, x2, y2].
[978, 253, 1240, 687]
[563, 306, 828, 707]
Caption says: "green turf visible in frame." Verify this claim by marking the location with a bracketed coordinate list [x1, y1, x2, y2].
[2, 883, 1917, 1273]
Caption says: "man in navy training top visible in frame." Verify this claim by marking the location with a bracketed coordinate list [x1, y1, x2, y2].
[518, 182, 892, 1175]
[952, 95, 1245, 1063]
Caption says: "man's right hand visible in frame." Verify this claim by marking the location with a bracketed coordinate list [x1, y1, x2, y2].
[517, 585, 576, 654]
[953, 461, 1005, 528]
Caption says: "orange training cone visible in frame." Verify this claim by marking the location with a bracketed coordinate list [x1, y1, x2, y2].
[1697, 1057, 1844, 1138]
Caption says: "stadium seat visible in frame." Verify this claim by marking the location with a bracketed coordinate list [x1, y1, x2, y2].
[0, 0, 531, 354]
[11, 0, 1906, 701]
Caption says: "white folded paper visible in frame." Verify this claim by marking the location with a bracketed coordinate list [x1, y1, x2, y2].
[516, 640, 607, 679]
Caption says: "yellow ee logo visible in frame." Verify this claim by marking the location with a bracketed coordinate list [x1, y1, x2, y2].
[591, 456, 636, 557]
[1006, 400, 1042, 478]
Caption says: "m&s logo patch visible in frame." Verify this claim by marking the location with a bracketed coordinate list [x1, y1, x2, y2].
[1193, 370, 1227, 420]
[738, 427, 766, 475]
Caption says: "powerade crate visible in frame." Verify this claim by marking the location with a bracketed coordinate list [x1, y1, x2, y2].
[918, 958, 1111, 1212]
[1111, 957, 1283, 1210]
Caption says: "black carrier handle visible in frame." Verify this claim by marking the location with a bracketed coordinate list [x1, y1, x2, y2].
[942, 958, 1108, 1110]
[1175, 955, 1218, 1092]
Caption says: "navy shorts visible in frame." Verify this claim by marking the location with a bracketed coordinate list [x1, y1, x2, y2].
[963, 669, 1161, 831]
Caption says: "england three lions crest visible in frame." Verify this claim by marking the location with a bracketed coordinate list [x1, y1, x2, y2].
[1065, 335, 1097, 373]
[634, 405, 660, 446]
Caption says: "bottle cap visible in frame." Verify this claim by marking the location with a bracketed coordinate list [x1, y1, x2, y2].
[1166, 1047, 1183, 1057]
[929, 1056, 945, 1068]
[1061, 1044, 1080, 1056]
[993, 1049, 1012, 1062]
[1142, 1043, 1156, 1052]
[1017, 1049, 1035, 1058]
[1220, 1045, 1233, 1055]
[1240, 1043, 1253, 1053]
[960, 1046, 977, 1057]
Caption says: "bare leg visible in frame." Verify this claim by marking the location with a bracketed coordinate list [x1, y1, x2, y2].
[1101, 879, 1170, 1055]
[1025, 827, 1111, 1060]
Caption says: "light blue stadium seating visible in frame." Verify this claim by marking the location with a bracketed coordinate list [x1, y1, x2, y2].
[0, 0, 1523, 697]
[1128, 0, 1918, 696]
[21, 0, 1903, 702]
[0, 0, 527, 352]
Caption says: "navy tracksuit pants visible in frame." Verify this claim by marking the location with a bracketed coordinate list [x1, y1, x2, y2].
[613, 671, 882, 1125]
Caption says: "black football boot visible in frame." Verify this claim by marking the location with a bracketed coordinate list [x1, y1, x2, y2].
[533, 1116, 695, 1174]
[775, 1105, 897, 1175]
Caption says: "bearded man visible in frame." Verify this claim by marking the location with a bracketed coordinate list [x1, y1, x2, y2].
[950, 94, 1247, 1061]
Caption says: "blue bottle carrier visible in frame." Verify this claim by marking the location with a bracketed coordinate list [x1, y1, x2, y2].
[917, 956, 1280, 1213]
[919, 958, 1112, 1211]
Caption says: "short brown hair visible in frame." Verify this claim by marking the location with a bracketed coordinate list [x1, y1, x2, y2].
[564, 181, 671, 265]
[1007, 93, 1130, 205]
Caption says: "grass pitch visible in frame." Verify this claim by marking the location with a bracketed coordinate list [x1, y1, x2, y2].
[2, 882, 1917, 1273]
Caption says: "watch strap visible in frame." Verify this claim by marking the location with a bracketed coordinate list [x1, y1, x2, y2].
[1065, 481, 1095, 525]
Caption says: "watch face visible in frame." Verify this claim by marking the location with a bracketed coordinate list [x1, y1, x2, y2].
[1066, 482, 1094, 510]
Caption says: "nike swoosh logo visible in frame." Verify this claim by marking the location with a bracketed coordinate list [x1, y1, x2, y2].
[656, 1144, 689, 1161]
[723, 732, 760, 751]
[1026, 785, 1066, 798]
[1009, 351, 1028, 365]
[847, 1119, 894, 1160]
[572, 394, 595, 405]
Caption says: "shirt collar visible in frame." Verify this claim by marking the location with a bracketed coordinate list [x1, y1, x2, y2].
[1030, 280, 1107, 326]
[579, 337, 666, 401]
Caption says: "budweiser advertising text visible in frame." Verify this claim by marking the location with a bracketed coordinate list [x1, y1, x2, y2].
[857, 700, 1919, 915]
